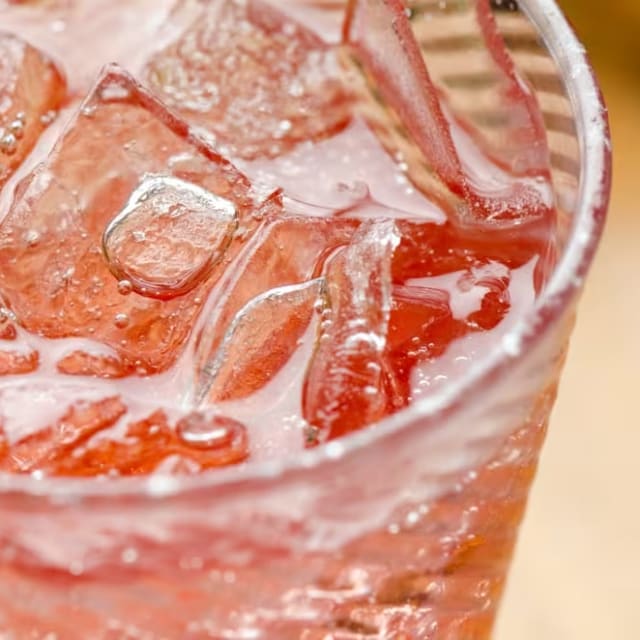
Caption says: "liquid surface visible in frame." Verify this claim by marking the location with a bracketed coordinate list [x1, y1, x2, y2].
[0, 0, 556, 477]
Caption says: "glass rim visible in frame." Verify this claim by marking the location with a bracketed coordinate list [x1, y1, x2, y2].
[0, 0, 612, 501]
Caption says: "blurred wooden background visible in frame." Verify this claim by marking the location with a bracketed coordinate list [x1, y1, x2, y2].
[496, 1, 640, 638]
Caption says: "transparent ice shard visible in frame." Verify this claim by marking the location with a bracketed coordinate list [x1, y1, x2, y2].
[144, 0, 352, 160]
[303, 219, 402, 442]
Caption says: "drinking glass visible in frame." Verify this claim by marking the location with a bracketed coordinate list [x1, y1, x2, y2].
[0, 1, 611, 638]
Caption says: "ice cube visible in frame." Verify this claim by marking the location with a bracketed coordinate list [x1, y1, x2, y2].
[344, 0, 554, 223]
[0, 32, 66, 188]
[193, 215, 357, 402]
[241, 117, 447, 223]
[102, 175, 237, 300]
[0, 387, 250, 476]
[0, 348, 39, 376]
[200, 279, 325, 404]
[0, 65, 274, 373]
[53, 409, 248, 476]
[474, 0, 551, 176]
[144, 0, 352, 160]
[56, 350, 131, 378]
[0, 396, 127, 473]
[303, 219, 401, 443]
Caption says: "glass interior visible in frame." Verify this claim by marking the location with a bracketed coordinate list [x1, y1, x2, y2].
[0, 0, 611, 497]
[0, 2, 611, 638]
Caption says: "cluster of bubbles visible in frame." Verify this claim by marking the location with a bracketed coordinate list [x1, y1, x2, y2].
[0, 111, 26, 156]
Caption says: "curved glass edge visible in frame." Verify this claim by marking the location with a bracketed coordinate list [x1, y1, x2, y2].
[0, 0, 612, 500]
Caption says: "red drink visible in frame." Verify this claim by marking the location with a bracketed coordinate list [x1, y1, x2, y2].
[0, 1, 610, 638]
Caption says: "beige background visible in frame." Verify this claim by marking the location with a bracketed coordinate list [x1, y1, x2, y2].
[496, 2, 639, 638]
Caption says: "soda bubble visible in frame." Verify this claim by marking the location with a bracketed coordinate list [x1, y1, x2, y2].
[23, 230, 41, 247]
[117, 280, 133, 296]
[114, 313, 130, 328]
[8, 119, 25, 140]
[0, 133, 18, 156]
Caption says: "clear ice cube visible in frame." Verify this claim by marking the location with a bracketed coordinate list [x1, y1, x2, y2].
[0, 65, 274, 373]
[200, 279, 325, 404]
[303, 219, 402, 443]
[144, 0, 352, 160]
[194, 215, 357, 404]
[102, 175, 237, 300]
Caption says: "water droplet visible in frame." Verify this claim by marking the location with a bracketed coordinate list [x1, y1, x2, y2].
[176, 413, 245, 451]
[102, 176, 237, 299]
